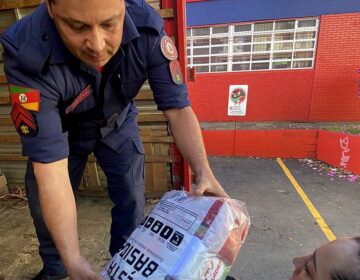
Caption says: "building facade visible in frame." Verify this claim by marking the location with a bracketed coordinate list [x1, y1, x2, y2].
[186, 0, 360, 122]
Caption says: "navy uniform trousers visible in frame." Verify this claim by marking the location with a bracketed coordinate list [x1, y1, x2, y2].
[25, 136, 145, 274]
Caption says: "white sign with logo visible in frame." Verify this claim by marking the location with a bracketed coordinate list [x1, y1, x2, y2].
[227, 85, 248, 116]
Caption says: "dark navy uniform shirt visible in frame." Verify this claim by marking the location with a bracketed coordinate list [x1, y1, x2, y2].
[0, 0, 190, 163]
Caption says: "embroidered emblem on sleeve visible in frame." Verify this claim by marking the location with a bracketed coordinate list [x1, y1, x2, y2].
[10, 103, 38, 137]
[9, 84, 40, 112]
[160, 36, 178, 61]
[169, 60, 183, 85]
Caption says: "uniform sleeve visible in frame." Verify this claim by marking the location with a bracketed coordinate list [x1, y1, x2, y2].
[3, 46, 69, 163]
[145, 31, 191, 111]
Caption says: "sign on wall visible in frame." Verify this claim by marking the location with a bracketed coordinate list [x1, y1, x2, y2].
[228, 85, 248, 116]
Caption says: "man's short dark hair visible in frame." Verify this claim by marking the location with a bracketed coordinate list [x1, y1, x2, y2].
[331, 237, 360, 280]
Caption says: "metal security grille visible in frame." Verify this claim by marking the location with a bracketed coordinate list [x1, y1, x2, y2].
[187, 18, 319, 73]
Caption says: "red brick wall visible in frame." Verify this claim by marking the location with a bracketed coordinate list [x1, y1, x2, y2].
[188, 13, 360, 122]
[188, 70, 314, 122]
[310, 13, 360, 121]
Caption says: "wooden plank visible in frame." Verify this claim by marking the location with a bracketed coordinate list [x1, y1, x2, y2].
[137, 113, 167, 122]
[140, 129, 168, 137]
[146, 155, 180, 163]
[135, 90, 154, 100]
[0, 134, 173, 144]
[87, 154, 180, 163]
[0, 132, 173, 143]
[0, 75, 7, 84]
[145, 162, 169, 192]
[0, 9, 16, 32]
[14, 6, 37, 19]
[0, 96, 10, 105]
[140, 136, 173, 143]
[0, 1, 172, 20]
[0, 118, 12, 125]
[157, 8, 174, 19]
[0, 154, 26, 161]
[81, 162, 101, 191]
[145, 0, 161, 10]
[0, 0, 42, 11]
[0, 135, 19, 143]
[0, 154, 180, 163]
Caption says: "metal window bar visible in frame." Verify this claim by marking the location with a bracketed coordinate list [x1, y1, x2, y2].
[187, 17, 318, 73]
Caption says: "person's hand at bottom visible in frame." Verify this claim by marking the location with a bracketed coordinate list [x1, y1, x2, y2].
[66, 256, 103, 280]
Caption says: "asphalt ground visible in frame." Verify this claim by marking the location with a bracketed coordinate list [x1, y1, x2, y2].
[210, 157, 360, 280]
[1, 157, 359, 279]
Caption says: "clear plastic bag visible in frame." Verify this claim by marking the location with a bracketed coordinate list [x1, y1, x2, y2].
[101, 190, 250, 280]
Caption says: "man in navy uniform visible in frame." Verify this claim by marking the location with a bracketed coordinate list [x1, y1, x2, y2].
[0, 0, 229, 279]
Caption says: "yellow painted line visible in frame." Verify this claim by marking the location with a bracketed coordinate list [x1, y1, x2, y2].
[276, 158, 336, 241]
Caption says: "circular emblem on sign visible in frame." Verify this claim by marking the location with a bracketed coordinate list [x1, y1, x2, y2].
[169, 60, 183, 85]
[231, 88, 246, 104]
[161, 36, 178, 61]
[19, 93, 27, 103]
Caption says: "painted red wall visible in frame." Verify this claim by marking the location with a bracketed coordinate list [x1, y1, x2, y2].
[188, 70, 314, 121]
[310, 13, 360, 121]
[317, 131, 360, 175]
[202, 130, 318, 158]
[188, 13, 360, 122]
[202, 129, 360, 175]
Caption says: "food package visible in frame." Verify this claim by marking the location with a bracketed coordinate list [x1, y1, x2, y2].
[100, 190, 250, 280]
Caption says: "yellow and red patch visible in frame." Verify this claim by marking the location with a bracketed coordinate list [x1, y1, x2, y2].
[9, 84, 40, 112]
[9, 84, 39, 137]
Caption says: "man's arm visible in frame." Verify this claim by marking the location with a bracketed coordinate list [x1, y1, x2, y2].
[164, 106, 229, 197]
[33, 159, 102, 280]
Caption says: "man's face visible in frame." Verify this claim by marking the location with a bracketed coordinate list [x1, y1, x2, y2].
[46, 0, 125, 67]
[290, 238, 358, 280]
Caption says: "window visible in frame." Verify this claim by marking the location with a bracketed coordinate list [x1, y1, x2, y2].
[187, 18, 318, 73]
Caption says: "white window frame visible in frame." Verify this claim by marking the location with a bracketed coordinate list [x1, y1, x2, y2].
[187, 18, 319, 73]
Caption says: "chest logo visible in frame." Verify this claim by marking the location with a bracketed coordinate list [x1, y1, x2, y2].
[65, 84, 93, 114]
[9, 84, 40, 112]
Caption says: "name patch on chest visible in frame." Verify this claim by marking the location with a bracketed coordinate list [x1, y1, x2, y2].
[65, 84, 93, 114]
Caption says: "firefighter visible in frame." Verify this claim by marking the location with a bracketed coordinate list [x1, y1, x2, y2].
[0, 0, 229, 279]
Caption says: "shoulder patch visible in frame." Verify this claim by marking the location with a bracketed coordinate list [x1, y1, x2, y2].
[9, 84, 40, 112]
[10, 103, 38, 137]
[169, 60, 183, 85]
[161, 36, 178, 61]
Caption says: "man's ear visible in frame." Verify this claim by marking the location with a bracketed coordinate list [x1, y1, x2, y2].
[45, 0, 54, 19]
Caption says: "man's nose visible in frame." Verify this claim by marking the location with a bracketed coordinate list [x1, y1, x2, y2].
[87, 28, 105, 53]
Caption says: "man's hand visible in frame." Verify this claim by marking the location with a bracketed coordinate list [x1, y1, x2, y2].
[164, 107, 230, 198]
[192, 168, 229, 198]
[67, 256, 103, 280]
